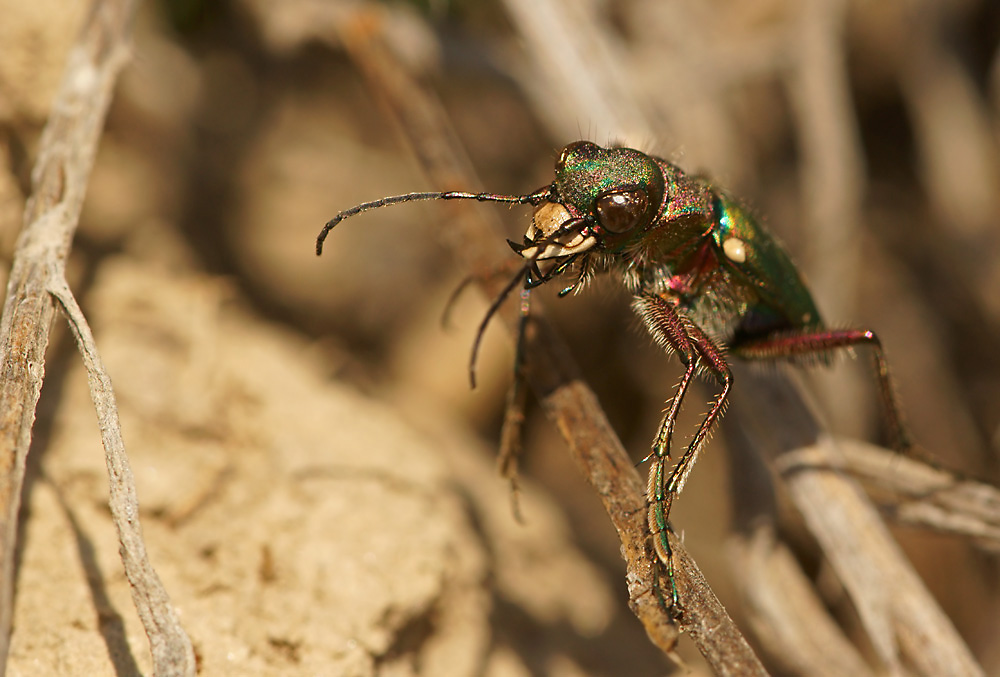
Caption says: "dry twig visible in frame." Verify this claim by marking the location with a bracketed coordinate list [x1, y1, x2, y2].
[0, 1, 194, 674]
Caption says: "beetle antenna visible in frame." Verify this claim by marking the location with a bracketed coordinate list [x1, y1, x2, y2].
[318, 184, 583, 391]
[316, 187, 553, 255]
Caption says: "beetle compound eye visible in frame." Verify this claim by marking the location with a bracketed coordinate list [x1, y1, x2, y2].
[595, 189, 648, 234]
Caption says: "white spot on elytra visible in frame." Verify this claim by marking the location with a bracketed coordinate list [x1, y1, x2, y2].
[723, 237, 747, 263]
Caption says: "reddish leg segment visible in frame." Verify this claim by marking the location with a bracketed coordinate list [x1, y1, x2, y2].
[732, 328, 912, 453]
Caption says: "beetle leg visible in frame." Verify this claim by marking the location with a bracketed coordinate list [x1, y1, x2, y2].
[498, 289, 532, 522]
[633, 295, 700, 463]
[664, 320, 733, 498]
[732, 328, 911, 453]
[633, 294, 734, 612]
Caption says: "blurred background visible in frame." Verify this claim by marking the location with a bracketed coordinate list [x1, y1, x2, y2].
[2, 0, 999, 674]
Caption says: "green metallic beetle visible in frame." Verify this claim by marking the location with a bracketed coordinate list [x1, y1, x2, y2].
[317, 140, 910, 612]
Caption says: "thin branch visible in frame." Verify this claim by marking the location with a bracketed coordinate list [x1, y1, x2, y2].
[0, 1, 194, 674]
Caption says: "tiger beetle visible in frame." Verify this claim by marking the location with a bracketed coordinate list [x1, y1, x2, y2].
[316, 140, 911, 615]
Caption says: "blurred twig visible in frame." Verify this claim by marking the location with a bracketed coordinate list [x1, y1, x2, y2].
[501, 0, 651, 143]
[729, 365, 983, 676]
[0, 1, 195, 675]
[725, 393, 874, 677]
[898, 2, 1000, 245]
[786, 0, 865, 325]
[804, 438, 1000, 552]
[785, 0, 870, 440]
[731, 526, 874, 676]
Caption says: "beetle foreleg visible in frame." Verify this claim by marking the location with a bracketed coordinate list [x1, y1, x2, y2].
[664, 320, 733, 498]
[633, 294, 734, 613]
[633, 295, 701, 462]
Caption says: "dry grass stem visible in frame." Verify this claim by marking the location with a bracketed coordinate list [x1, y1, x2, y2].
[0, 1, 194, 674]
[49, 281, 196, 676]
[733, 525, 873, 677]
[793, 439, 1000, 552]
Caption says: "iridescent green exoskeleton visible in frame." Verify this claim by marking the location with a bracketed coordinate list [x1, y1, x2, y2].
[316, 141, 911, 614]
